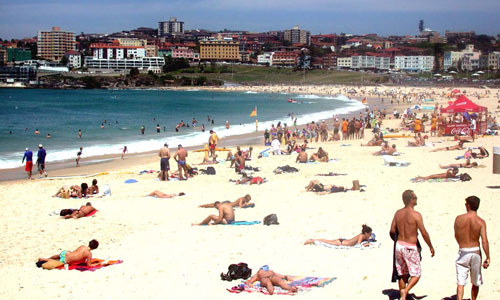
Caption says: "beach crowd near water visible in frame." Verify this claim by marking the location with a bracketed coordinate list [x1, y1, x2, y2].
[1, 84, 500, 299]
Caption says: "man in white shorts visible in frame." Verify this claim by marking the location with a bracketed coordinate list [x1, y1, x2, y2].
[454, 196, 490, 300]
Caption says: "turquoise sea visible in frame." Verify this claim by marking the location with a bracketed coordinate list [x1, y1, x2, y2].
[0, 88, 364, 169]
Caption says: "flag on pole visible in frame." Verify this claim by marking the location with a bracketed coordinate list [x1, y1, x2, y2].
[250, 106, 257, 117]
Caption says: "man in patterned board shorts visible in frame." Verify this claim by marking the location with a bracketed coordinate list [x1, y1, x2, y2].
[390, 190, 435, 300]
[453, 196, 490, 300]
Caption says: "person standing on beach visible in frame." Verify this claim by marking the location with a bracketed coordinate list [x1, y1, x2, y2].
[159, 143, 170, 181]
[390, 190, 434, 300]
[121, 146, 128, 159]
[76, 147, 83, 167]
[22, 147, 33, 179]
[174, 144, 188, 180]
[209, 130, 219, 158]
[36, 144, 47, 178]
[454, 196, 490, 300]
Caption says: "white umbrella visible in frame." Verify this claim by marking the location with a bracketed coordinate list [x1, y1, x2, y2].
[471, 73, 480, 76]
[433, 73, 442, 77]
[449, 71, 457, 74]
[477, 71, 484, 74]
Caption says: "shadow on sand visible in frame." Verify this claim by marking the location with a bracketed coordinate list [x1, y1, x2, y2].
[382, 289, 428, 300]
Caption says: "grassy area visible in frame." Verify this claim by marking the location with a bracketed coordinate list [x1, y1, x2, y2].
[171, 65, 389, 85]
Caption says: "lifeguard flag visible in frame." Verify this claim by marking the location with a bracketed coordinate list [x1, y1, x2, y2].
[250, 106, 257, 117]
[362, 98, 367, 104]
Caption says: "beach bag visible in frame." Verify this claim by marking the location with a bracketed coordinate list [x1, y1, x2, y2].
[220, 263, 252, 281]
[460, 173, 472, 182]
[206, 166, 216, 175]
[263, 214, 279, 226]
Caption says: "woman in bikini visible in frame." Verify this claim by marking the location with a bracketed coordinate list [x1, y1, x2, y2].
[304, 224, 373, 247]
[245, 267, 298, 295]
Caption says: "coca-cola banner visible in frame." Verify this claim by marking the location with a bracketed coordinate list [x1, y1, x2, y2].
[444, 123, 472, 136]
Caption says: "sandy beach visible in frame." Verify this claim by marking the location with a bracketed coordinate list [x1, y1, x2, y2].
[1, 85, 499, 300]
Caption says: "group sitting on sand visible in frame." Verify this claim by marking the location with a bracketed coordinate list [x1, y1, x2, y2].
[60, 202, 96, 219]
[361, 134, 384, 146]
[373, 142, 397, 156]
[192, 201, 235, 225]
[304, 224, 373, 247]
[407, 133, 427, 147]
[53, 179, 99, 199]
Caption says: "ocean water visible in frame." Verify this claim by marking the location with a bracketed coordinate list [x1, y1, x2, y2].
[0, 89, 364, 169]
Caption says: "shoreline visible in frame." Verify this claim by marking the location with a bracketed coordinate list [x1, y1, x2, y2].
[0, 90, 391, 182]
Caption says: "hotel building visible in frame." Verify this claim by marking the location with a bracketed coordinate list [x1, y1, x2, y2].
[199, 39, 240, 61]
[37, 26, 76, 61]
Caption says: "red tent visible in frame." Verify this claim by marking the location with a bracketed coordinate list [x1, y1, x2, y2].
[440, 95, 487, 113]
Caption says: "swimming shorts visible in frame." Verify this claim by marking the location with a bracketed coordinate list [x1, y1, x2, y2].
[395, 241, 421, 277]
[226, 219, 235, 224]
[330, 186, 344, 193]
[25, 161, 33, 172]
[59, 250, 67, 264]
[178, 160, 186, 166]
[456, 247, 483, 286]
[209, 144, 215, 150]
[37, 162, 45, 171]
[160, 158, 170, 171]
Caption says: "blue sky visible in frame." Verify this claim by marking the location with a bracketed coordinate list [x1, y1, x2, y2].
[0, 0, 498, 39]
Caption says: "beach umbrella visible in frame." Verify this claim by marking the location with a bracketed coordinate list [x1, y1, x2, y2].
[449, 71, 457, 74]
[471, 73, 480, 76]
[477, 71, 484, 74]
[433, 73, 442, 77]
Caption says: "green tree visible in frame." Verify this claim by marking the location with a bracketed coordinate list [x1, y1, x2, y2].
[129, 67, 140, 77]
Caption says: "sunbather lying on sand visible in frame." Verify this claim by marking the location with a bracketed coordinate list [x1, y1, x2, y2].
[199, 194, 253, 208]
[361, 135, 383, 146]
[304, 179, 346, 193]
[471, 146, 489, 158]
[147, 190, 186, 198]
[60, 202, 96, 219]
[309, 147, 329, 162]
[304, 224, 373, 247]
[415, 167, 459, 180]
[430, 141, 465, 152]
[453, 134, 474, 143]
[38, 239, 99, 267]
[245, 267, 298, 295]
[373, 142, 397, 156]
[232, 173, 264, 185]
[192, 201, 234, 225]
[440, 159, 478, 169]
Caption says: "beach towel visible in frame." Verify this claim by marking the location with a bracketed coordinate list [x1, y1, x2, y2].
[229, 221, 261, 226]
[383, 155, 410, 167]
[340, 144, 351, 147]
[55, 258, 122, 272]
[228, 276, 336, 295]
[313, 240, 381, 249]
[85, 210, 98, 217]
[124, 179, 138, 184]
[316, 172, 347, 176]
[410, 177, 460, 183]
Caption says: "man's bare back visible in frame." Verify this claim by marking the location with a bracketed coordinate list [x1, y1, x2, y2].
[159, 146, 170, 158]
[175, 148, 188, 161]
[219, 203, 235, 222]
[393, 207, 421, 244]
[65, 246, 92, 264]
[454, 213, 485, 249]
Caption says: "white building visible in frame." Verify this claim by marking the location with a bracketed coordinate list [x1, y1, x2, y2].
[351, 55, 390, 70]
[90, 42, 146, 59]
[443, 44, 480, 70]
[158, 17, 184, 37]
[257, 52, 274, 65]
[84, 56, 165, 73]
[336, 57, 352, 68]
[64, 50, 82, 69]
[394, 56, 434, 72]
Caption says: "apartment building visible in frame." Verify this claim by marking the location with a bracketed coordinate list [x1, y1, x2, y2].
[486, 52, 500, 70]
[199, 39, 240, 61]
[116, 38, 147, 47]
[7, 48, 32, 62]
[64, 50, 81, 68]
[284, 25, 310, 45]
[322, 53, 338, 69]
[336, 57, 352, 68]
[158, 17, 184, 37]
[37, 26, 76, 61]
[443, 44, 480, 70]
[84, 56, 165, 73]
[257, 52, 274, 65]
[394, 56, 434, 71]
[351, 54, 390, 70]
[172, 47, 196, 60]
[272, 51, 299, 66]
[90, 41, 146, 59]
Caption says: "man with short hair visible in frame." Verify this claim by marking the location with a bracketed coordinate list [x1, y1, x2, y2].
[453, 196, 490, 300]
[38, 240, 99, 267]
[209, 130, 219, 158]
[22, 147, 33, 179]
[36, 144, 47, 178]
[159, 143, 170, 181]
[390, 190, 435, 300]
[174, 144, 188, 180]
[192, 201, 235, 225]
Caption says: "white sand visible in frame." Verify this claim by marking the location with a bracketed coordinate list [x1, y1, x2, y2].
[1, 85, 499, 300]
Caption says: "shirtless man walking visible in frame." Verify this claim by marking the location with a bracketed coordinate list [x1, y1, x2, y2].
[192, 201, 235, 225]
[173, 144, 188, 180]
[454, 196, 490, 300]
[39, 239, 99, 267]
[390, 190, 435, 300]
[159, 143, 170, 181]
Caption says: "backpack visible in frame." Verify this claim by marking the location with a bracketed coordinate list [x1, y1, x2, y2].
[220, 263, 252, 281]
[263, 214, 279, 226]
[206, 166, 216, 175]
[460, 173, 472, 181]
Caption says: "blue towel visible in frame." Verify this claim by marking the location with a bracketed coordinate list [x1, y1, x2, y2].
[124, 179, 138, 184]
[229, 221, 261, 225]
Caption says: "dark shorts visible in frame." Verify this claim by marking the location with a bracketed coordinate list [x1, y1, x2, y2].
[160, 158, 170, 171]
[37, 161, 45, 171]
